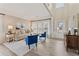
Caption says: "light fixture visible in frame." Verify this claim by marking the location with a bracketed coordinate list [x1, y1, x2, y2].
[8, 25, 13, 30]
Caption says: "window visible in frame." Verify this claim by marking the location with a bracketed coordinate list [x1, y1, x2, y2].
[56, 20, 64, 32]
[56, 3, 64, 8]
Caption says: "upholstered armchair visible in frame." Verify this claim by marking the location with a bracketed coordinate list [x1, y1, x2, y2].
[39, 32, 46, 40]
[24, 35, 38, 49]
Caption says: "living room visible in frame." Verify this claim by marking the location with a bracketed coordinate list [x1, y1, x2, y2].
[0, 3, 79, 56]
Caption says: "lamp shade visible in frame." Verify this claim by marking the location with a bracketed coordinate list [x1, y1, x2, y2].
[8, 25, 13, 30]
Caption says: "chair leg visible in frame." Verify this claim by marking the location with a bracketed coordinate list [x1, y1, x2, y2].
[45, 37, 46, 40]
[28, 45, 30, 49]
[36, 43, 37, 47]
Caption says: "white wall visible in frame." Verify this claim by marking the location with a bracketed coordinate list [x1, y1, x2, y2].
[47, 3, 79, 39]
[0, 15, 5, 44]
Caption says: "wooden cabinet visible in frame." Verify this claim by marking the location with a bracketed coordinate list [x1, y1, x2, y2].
[66, 35, 79, 54]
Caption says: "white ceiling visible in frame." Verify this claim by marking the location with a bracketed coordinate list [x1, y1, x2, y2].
[0, 3, 50, 20]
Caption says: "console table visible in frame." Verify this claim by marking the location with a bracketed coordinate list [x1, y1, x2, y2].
[66, 35, 79, 54]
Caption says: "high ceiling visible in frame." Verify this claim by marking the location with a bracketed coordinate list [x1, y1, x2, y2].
[0, 3, 50, 20]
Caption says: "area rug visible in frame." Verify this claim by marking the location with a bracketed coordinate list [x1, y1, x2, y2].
[3, 40, 35, 56]
[38, 37, 46, 43]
